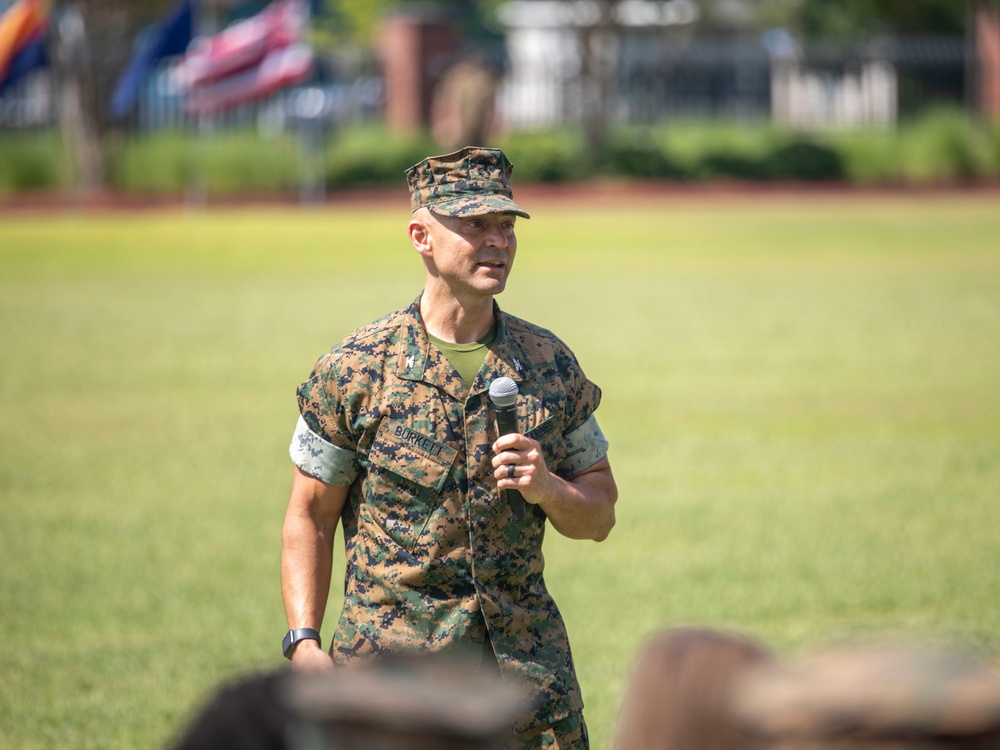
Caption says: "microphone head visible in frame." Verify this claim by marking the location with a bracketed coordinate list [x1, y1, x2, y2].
[489, 377, 519, 408]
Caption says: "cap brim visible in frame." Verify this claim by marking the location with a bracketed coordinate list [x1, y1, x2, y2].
[427, 194, 530, 219]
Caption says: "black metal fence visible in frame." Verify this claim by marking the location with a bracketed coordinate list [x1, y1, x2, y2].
[0, 33, 975, 135]
[496, 32, 970, 130]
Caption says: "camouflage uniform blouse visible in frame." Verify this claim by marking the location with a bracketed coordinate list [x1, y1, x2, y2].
[290, 297, 609, 729]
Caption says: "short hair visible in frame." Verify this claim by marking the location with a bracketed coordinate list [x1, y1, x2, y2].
[612, 627, 775, 750]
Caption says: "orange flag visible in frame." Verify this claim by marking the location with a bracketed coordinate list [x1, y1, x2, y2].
[0, 0, 48, 83]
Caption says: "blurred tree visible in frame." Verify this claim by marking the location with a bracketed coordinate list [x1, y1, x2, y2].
[309, 0, 506, 89]
[50, 0, 186, 196]
[313, 0, 396, 46]
[51, 0, 175, 195]
[313, 0, 504, 47]
[577, 0, 621, 161]
[756, 0, 968, 37]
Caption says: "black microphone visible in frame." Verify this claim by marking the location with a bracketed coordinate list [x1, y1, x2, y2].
[489, 377, 526, 521]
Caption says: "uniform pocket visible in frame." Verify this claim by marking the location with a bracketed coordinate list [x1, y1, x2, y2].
[368, 418, 457, 490]
[362, 418, 458, 553]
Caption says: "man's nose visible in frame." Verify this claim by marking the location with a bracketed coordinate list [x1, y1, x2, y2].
[486, 222, 509, 248]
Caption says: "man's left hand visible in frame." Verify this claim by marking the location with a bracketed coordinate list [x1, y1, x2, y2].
[492, 433, 552, 505]
[491, 435, 618, 541]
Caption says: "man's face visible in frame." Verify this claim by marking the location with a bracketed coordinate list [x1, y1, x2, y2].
[422, 210, 518, 299]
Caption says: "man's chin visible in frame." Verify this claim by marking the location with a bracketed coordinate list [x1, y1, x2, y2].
[474, 277, 508, 296]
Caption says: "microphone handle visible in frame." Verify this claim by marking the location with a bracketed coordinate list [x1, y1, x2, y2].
[495, 405, 526, 521]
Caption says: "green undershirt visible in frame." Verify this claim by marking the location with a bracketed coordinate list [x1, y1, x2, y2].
[427, 321, 499, 387]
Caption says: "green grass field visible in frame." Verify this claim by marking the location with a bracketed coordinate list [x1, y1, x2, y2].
[2, 192, 999, 749]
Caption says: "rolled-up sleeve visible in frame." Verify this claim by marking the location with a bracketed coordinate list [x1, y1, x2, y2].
[558, 413, 609, 476]
[289, 415, 359, 487]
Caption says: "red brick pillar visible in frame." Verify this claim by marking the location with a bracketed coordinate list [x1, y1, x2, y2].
[978, 4, 1000, 123]
[378, 11, 457, 133]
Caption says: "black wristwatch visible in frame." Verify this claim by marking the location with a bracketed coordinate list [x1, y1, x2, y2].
[282, 628, 321, 660]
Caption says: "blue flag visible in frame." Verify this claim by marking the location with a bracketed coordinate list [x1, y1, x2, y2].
[110, 0, 194, 119]
[0, 32, 47, 93]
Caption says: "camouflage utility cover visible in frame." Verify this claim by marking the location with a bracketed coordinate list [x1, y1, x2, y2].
[406, 147, 530, 219]
[294, 298, 605, 731]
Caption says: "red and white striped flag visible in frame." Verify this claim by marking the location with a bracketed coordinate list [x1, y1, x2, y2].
[175, 0, 313, 116]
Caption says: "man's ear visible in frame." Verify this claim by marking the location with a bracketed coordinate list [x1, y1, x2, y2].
[408, 215, 432, 258]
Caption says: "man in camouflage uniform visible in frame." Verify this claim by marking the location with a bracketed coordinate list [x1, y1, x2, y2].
[280, 147, 618, 749]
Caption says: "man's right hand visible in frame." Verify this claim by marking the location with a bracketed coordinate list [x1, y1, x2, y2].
[289, 639, 335, 671]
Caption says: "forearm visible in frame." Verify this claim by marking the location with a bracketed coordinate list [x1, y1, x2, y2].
[280, 508, 336, 631]
[280, 465, 348, 634]
[534, 461, 617, 541]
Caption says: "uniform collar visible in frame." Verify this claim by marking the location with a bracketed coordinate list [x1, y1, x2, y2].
[395, 296, 533, 402]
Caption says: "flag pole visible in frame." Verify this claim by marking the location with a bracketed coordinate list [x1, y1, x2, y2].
[184, 0, 208, 210]
[297, 0, 325, 207]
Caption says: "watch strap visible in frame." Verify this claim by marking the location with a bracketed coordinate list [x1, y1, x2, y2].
[282, 627, 321, 659]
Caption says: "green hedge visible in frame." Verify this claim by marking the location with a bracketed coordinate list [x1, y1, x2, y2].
[0, 131, 64, 192]
[108, 129, 303, 195]
[498, 113, 996, 184]
[1, 108, 997, 195]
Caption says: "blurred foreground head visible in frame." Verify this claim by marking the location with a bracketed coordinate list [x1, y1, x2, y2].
[612, 630, 1000, 750]
[171, 652, 530, 750]
[284, 652, 530, 750]
[612, 627, 777, 750]
[730, 643, 1000, 749]
[170, 671, 287, 750]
